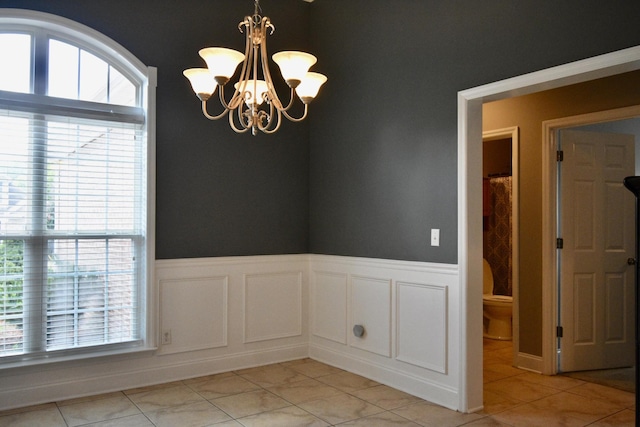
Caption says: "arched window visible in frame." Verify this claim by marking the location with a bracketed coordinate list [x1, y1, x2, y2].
[0, 9, 155, 364]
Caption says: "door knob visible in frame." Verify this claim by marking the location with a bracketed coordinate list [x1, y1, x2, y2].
[628, 258, 637, 266]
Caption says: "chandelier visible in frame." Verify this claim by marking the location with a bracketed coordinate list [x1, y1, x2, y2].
[183, 0, 327, 135]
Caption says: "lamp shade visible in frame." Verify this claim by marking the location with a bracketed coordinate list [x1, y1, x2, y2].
[183, 68, 216, 101]
[295, 72, 327, 103]
[234, 80, 269, 106]
[199, 47, 245, 85]
[272, 51, 317, 88]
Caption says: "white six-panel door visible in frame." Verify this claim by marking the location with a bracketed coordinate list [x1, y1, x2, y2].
[559, 129, 635, 372]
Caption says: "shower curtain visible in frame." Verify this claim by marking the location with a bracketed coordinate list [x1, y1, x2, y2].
[485, 176, 512, 296]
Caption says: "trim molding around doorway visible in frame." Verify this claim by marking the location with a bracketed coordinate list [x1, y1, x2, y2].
[541, 104, 640, 375]
[457, 45, 640, 413]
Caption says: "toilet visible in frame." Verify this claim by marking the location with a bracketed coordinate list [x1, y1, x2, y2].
[482, 258, 513, 340]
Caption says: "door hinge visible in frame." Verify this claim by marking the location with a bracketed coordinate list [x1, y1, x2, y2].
[557, 150, 564, 161]
[556, 238, 563, 249]
[556, 326, 563, 338]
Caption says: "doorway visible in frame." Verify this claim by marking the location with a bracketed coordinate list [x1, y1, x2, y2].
[457, 45, 640, 412]
[542, 109, 640, 376]
[482, 127, 519, 367]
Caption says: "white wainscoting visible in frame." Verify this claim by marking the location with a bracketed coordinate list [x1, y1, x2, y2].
[309, 255, 460, 410]
[0, 254, 464, 412]
[0, 255, 309, 411]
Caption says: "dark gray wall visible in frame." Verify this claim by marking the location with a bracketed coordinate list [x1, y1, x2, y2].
[307, 0, 640, 263]
[5, 1, 640, 263]
[0, 0, 312, 259]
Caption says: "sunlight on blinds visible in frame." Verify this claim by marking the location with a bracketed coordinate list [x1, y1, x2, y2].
[0, 110, 143, 356]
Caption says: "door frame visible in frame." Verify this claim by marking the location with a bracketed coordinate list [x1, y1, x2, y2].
[457, 45, 640, 412]
[482, 126, 520, 365]
[541, 105, 640, 375]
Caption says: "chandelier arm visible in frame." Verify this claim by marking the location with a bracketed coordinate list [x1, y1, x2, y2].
[259, 22, 286, 112]
[279, 87, 297, 111]
[201, 97, 229, 121]
[281, 103, 309, 122]
[223, 84, 251, 111]
[229, 16, 253, 104]
[235, 12, 259, 105]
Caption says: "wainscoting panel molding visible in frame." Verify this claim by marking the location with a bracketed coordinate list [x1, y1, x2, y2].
[158, 276, 228, 355]
[244, 271, 303, 343]
[396, 281, 448, 373]
[350, 275, 392, 357]
[311, 271, 348, 344]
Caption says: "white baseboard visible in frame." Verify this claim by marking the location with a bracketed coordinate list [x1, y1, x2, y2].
[516, 352, 543, 373]
[0, 343, 308, 411]
[310, 343, 459, 410]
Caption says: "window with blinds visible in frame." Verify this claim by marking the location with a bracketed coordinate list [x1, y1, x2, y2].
[0, 11, 153, 363]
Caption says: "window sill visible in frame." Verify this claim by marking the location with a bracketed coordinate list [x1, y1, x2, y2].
[0, 343, 158, 373]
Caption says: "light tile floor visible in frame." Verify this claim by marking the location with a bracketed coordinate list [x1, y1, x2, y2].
[0, 339, 635, 426]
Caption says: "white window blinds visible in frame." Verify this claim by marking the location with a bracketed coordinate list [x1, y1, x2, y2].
[0, 110, 145, 357]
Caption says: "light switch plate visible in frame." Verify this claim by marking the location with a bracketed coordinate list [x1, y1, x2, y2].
[431, 229, 440, 246]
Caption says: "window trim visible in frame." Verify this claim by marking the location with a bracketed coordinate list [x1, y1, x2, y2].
[0, 9, 157, 368]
